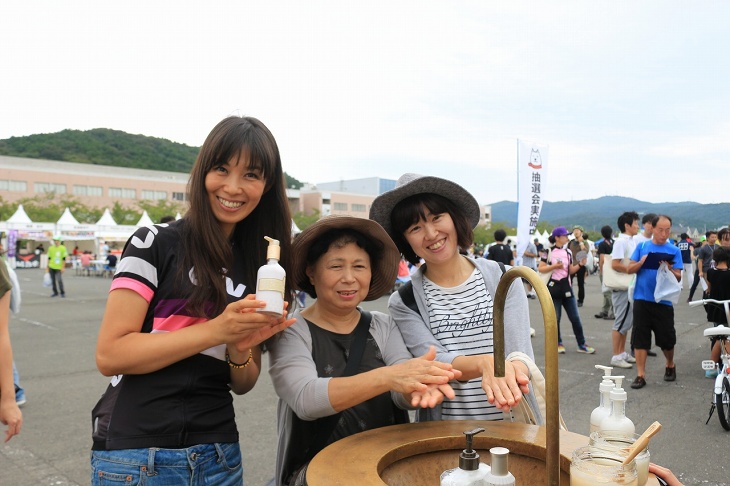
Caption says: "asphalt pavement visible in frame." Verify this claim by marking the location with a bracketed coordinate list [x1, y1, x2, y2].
[0, 268, 724, 485]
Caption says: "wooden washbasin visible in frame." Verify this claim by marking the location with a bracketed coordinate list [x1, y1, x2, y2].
[307, 420, 659, 485]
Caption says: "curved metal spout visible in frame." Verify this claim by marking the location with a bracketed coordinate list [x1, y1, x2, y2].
[493, 266, 560, 486]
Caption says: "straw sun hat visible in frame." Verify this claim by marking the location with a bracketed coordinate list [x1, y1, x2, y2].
[291, 215, 400, 301]
[369, 173, 481, 236]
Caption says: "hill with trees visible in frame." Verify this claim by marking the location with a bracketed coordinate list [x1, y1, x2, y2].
[490, 196, 726, 235]
[0, 129, 304, 189]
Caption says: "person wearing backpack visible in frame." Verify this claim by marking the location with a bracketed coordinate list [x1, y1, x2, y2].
[538, 226, 595, 356]
[370, 173, 539, 423]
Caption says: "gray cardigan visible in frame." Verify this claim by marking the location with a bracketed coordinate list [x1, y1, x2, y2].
[268, 310, 414, 486]
[388, 256, 542, 422]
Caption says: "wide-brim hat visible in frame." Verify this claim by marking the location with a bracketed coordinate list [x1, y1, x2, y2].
[369, 173, 481, 236]
[291, 215, 400, 301]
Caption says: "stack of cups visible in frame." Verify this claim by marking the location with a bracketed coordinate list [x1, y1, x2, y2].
[570, 446, 638, 486]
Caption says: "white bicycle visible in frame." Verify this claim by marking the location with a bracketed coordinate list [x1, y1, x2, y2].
[689, 298, 730, 430]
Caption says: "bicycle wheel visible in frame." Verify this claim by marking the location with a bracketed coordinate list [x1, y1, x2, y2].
[716, 377, 730, 431]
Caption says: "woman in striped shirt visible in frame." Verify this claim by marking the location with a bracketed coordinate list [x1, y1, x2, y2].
[370, 173, 539, 423]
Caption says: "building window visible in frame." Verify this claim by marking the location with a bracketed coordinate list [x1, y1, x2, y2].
[333, 202, 348, 211]
[109, 187, 136, 199]
[73, 185, 103, 196]
[351, 204, 366, 212]
[141, 190, 167, 201]
[172, 191, 186, 201]
[34, 182, 66, 194]
[0, 180, 25, 191]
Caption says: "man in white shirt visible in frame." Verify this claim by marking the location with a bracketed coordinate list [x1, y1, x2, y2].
[609, 211, 640, 368]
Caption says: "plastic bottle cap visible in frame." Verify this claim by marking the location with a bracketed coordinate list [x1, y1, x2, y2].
[264, 236, 281, 260]
[489, 447, 510, 476]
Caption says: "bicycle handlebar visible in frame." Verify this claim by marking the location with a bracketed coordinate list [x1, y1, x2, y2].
[689, 298, 730, 308]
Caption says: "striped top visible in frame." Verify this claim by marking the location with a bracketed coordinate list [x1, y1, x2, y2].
[422, 267, 500, 421]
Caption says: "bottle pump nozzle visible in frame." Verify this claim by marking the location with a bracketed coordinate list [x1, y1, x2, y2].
[595, 365, 613, 378]
[264, 236, 281, 260]
[608, 375, 625, 390]
[459, 428, 485, 471]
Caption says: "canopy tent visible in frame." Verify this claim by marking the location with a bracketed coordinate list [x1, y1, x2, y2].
[56, 207, 97, 244]
[0, 204, 55, 241]
[95, 208, 117, 226]
[93, 208, 136, 242]
[7, 204, 33, 224]
[136, 210, 154, 227]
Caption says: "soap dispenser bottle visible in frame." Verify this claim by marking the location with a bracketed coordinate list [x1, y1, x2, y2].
[599, 375, 635, 435]
[256, 236, 286, 316]
[483, 447, 515, 486]
[590, 365, 614, 433]
[440, 428, 490, 486]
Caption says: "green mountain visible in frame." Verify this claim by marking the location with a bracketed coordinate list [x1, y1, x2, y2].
[0, 128, 199, 172]
[0, 129, 304, 188]
[490, 197, 726, 235]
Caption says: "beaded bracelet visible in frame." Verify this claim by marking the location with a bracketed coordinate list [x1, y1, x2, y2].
[226, 348, 253, 369]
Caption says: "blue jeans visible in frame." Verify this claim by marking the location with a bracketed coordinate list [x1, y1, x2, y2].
[91, 443, 242, 485]
[13, 362, 24, 402]
[553, 295, 586, 347]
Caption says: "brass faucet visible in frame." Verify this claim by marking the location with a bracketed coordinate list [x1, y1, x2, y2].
[493, 266, 560, 486]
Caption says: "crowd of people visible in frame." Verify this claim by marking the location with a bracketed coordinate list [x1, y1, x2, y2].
[1, 116, 687, 485]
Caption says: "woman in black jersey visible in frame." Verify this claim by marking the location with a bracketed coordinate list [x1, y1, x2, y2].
[91, 116, 295, 485]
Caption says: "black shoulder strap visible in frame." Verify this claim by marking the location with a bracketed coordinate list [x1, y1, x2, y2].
[398, 262, 506, 314]
[398, 281, 418, 314]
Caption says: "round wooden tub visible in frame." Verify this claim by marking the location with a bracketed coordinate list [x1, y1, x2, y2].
[307, 420, 659, 485]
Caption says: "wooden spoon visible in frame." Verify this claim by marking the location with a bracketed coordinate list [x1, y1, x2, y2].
[622, 421, 662, 465]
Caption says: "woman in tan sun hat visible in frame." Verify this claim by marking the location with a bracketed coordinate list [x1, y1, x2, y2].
[268, 215, 460, 486]
[370, 173, 539, 424]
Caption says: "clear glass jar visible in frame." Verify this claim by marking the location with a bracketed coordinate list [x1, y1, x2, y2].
[570, 446, 638, 486]
[589, 431, 650, 486]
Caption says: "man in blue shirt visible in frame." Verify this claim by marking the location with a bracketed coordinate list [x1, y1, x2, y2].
[626, 215, 683, 389]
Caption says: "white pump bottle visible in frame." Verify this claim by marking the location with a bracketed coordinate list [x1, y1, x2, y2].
[256, 236, 286, 316]
[590, 365, 614, 433]
[599, 375, 635, 435]
[440, 428, 490, 486]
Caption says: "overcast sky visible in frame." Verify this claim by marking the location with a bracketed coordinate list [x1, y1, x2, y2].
[2, 2, 728, 205]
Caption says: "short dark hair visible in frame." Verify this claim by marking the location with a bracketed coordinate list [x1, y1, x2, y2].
[718, 227, 730, 242]
[600, 225, 613, 240]
[299, 228, 382, 299]
[651, 214, 672, 227]
[707, 230, 718, 238]
[617, 211, 639, 234]
[390, 193, 473, 265]
[680, 233, 689, 240]
[494, 229, 507, 242]
[713, 246, 730, 265]
[642, 213, 657, 225]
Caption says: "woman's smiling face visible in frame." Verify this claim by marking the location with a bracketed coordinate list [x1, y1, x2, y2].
[306, 242, 372, 313]
[403, 209, 459, 266]
[205, 152, 266, 237]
